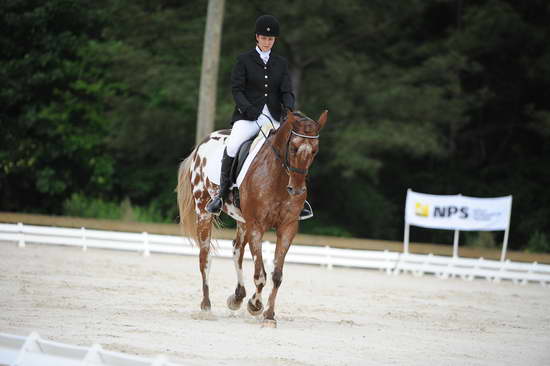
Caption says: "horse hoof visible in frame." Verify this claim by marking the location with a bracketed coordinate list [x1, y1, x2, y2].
[200, 299, 211, 312]
[247, 299, 263, 316]
[227, 294, 243, 311]
[261, 319, 277, 328]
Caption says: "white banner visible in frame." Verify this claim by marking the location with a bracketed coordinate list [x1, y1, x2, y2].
[405, 190, 512, 231]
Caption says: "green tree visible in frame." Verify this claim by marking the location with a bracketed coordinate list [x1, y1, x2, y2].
[98, 0, 206, 217]
[2, 0, 549, 252]
[1, 0, 115, 212]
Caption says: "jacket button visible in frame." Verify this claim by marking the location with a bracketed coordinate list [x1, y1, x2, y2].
[264, 93, 268, 97]
[264, 66, 267, 70]
[265, 75, 268, 79]
[265, 84, 268, 88]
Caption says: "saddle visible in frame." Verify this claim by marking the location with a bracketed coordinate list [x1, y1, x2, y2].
[229, 127, 276, 209]
[230, 138, 254, 184]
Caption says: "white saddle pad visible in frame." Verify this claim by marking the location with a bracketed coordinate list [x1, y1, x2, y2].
[203, 125, 272, 188]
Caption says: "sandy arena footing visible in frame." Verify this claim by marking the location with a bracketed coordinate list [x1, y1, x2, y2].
[1, 242, 549, 365]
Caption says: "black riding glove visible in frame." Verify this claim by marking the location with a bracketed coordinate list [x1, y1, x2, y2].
[245, 105, 258, 120]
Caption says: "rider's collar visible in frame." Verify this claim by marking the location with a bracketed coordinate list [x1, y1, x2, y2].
[255, 46, 271, 63]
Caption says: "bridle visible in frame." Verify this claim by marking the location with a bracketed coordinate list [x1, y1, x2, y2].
[257, 113, 319, 175]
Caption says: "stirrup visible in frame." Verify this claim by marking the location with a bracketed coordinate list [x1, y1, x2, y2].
[206, 196, 223, 215]
[299, 200, 313, 221]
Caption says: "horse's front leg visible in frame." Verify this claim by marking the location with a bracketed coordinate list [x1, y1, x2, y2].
[262, 220, 298, 327]
[246, 229, 267, 316]
[227, 222, 247, 311]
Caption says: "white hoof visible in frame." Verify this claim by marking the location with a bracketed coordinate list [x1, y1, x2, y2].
[261, 319, 277, 328]
[227, 294, 243, 311]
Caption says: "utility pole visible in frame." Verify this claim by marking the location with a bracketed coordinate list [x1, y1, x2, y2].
[196, 0, 225, 144]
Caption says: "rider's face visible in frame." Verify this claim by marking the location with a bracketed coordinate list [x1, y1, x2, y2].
[256, 35, 276, 52]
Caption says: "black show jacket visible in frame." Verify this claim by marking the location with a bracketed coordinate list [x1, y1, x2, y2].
[231, 48, 295, 124]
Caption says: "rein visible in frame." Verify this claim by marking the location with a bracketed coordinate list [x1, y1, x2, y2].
[256, 113, 319, 175]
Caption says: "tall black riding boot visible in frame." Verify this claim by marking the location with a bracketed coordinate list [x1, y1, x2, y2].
[206, 149, 234, 214]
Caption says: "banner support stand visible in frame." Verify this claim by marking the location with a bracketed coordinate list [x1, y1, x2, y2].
[453, 230, 460, 258]
[403, 222, 410, 254]
[500, 198, 513, 262]
[500, 227, 510, 262]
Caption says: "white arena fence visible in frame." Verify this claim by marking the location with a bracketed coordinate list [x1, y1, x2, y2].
[0, 332, 186, 366]
[1, 222, 549, 287]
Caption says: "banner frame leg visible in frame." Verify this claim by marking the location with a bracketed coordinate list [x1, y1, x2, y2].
[403, 223, 410, 254]
[453, 230, 460, 258]
[500, 228, 510, 262]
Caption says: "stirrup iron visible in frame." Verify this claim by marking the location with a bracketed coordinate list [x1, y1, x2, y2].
[299, 200, 314, 221]
[206, 196, 223, 215]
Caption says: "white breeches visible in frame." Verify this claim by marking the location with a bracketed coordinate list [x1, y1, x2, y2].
[225, 106, 280, 157]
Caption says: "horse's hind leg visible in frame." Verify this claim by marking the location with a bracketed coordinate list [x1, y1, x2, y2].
[227, 222, 246, 311]
[197, 215, 214, 311]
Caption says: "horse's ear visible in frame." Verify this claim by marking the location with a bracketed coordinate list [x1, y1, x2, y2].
[317, 110, 328, 129]
[286, 108, 294, 124]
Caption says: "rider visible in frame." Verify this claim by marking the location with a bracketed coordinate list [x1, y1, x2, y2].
[206, 14, 313, 220]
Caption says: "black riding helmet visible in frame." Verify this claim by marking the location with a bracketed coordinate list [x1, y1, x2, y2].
[255, 15, 280, 37]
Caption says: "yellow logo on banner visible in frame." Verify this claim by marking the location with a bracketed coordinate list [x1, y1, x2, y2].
[415, 202, 429, 217]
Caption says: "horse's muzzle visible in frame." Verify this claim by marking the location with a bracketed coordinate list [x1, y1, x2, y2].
[287, 186, 306, 196]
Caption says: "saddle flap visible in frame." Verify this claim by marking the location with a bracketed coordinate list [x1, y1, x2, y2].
[231, 138, 255, 184]
[204, 127, 274, 188]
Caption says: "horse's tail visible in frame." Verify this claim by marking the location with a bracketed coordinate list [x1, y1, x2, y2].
[176, 150, 199, 246]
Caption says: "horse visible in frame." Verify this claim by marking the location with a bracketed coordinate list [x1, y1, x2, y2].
[176, 109, 328, 327]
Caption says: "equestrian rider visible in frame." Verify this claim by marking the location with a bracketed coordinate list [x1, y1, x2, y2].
[206, 14, 313, 220]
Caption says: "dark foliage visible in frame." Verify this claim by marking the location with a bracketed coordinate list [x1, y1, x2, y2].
[1, 0, 549, 250]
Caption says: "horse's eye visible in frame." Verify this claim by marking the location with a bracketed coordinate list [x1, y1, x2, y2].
[291, 147, 298, 154]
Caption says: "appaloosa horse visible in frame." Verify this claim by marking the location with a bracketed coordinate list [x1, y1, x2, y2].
[176, 110, 327, 327]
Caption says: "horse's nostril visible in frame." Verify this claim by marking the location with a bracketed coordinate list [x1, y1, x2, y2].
[287, 186, 306, 196]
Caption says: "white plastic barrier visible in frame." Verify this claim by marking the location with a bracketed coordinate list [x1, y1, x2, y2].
[1, 222, 549, 286]
[0, 332, 185, 366]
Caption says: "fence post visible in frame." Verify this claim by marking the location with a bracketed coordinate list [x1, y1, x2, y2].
[382, 250, 390, 274]
[438, 257, 454, 280]
[142, 232, 150, 257]
[522, 261, 536, 286]
[17, 222, 25, 248]
[81, 227, 87, 251]
[417, 253, 432, 277]
[151, 355, 168, 366]
[14, 332, 41, 365]
[494, 259, 509, 283]
[83, 343, 103, 364]
[324, 245, 333, 270]
[468, 257, 482, 281]
[392, 253, 402, 276]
